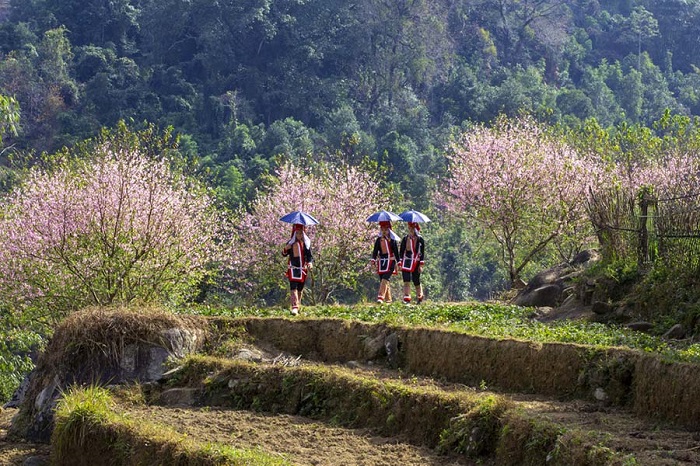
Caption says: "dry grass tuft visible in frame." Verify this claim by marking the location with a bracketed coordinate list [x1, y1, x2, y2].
[9, 305, 209, 441]
[45, 305, 205, 372]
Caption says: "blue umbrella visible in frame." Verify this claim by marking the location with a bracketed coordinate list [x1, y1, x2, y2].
[366, 210, 402, 223]
[398, 210, 431, 223]
[279, 211, 320, 225]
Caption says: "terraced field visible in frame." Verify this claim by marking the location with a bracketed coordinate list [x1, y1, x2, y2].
[4, 312, 700, 465]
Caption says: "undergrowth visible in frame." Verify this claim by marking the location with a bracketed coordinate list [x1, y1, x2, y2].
[0, 326, 45, 403]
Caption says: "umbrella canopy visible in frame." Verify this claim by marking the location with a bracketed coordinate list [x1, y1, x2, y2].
[279, 210, 320, 225]
[398, 210, 431, 223]
[366, 210, 402, 223]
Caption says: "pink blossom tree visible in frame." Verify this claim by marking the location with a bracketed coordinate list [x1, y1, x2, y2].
[578, 117, 700, 264]
[437, 116, 596, 284]
[0, 127, 229, 319]
[227, 161, 386, 305]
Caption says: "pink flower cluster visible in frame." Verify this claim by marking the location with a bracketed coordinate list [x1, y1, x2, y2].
[437, 117, 596, 281]
[0, 146, 227, 314]
[226, 161, 386, 304]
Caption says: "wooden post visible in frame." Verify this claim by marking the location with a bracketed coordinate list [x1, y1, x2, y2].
[638, 189, 651, 270]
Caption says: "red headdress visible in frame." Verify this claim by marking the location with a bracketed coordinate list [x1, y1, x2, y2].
[378, 221, 399, 241]
[288, 224, 310, 248]
[408, 221, 420, 231]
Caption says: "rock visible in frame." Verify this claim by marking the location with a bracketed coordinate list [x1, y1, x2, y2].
[4, 374, 31, 409]
[11, 310, 207, 443]
[528, 265, 568, 290]
[384, 333, 399, 368]
[663, 324, 685, 340]
[571, 249, 600, 266]
[159, 366, 185, 382]
[157, 388, 199, 406]
[515, 284, 563, 307]
[512, 252, 601, 308]
[362, 332, 387, 359]
[591, 301, 615, 315]
[594, 387, 608, 401]
[162, 328, 201, 359]
[626, 321, 654, 333]
[22, 456, 50, 466]
[527, 307, 553, 319]
[234, 347, 264, 362]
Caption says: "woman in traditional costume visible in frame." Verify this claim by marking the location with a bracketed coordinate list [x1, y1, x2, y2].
[399, 222, 425, 304]
[282, 223, 313, 315]
[371, 221, 399, 304]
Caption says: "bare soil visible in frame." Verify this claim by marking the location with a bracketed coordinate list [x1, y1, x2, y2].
[333, 363, 700, 466]
[128, 406, 474, 466]
[0, 408, 51, 465]
[0, 404, 474, 466]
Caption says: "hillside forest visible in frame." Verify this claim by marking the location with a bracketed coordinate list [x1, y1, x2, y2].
[2, 0, 700, 321]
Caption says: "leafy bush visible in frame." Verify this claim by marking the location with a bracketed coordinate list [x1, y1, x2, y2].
[0, 326, 44, 403]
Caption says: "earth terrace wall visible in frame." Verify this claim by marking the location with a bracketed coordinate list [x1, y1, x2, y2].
[215, 317, 700, 430]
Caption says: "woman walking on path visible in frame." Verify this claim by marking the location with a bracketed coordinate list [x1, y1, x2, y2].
[399, 221, 425, 304]
[371, 220, 399, 303]
[282, 223, 314, 315]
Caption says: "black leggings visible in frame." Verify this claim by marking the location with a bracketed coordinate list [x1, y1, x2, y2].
[402, 270, 421, 286]
[289, 280, 306, 291]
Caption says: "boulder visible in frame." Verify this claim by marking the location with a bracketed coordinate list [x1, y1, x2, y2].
[9, 308, 207, 443]
[592, 301, 615, 315]
[626, 321, 654, 333]
[513, 249, 601, 308]
[663, 324, 685, 340]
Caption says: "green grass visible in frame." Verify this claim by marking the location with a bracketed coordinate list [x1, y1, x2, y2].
[184, 301, 700, 364]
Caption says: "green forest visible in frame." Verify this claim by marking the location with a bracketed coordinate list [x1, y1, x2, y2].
[3, 0, 700, 304]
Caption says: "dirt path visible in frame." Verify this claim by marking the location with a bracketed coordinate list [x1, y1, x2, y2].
[0, 408, 51, 465]
[127, 406, 475, 466]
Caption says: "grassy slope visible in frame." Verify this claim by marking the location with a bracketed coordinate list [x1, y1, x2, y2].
[185, 301, 700, 363]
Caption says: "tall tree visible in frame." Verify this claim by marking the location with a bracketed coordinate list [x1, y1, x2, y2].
[0, 124, 230, 319]
[437, 116, 595, 284]
[0, 93, 19, 148]
[629, 6, 659, 71]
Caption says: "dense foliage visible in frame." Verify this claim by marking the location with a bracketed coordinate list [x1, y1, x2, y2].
[3, 0, 700, 301]
[3, 0, 700, 201]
